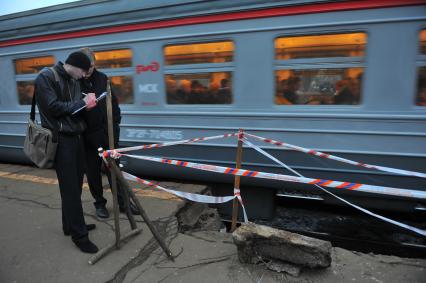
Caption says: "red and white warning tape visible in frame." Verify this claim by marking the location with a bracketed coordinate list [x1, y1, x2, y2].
[121, 171, 248, 222]
[122, 154, 426, 200]
[111, 133, 238, 154]
[245, 133, 426, 179]
[101, 130, 426, 234]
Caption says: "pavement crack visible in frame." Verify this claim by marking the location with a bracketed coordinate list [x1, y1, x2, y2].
[106, 217, 179, 283]
[156, 255, 233, 283]
[0, 195, 59, 210]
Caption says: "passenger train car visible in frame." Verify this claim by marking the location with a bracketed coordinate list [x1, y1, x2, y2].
[0, 0, 425, 213]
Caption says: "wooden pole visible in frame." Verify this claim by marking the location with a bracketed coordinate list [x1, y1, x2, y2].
[88, 228, 142, 265]
[108, 160, 174, 260]
[105, 81, 121, 248]
[230, 129, 244, 232]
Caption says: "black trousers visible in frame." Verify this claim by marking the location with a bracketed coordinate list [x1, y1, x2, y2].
[55, 134, 88, 242]
[84, 131, 124, 209]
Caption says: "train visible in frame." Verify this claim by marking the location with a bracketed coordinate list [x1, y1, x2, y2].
[0, 0, 425, 215]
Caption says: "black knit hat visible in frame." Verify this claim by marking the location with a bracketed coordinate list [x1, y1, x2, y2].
[65, 51, 91, 71]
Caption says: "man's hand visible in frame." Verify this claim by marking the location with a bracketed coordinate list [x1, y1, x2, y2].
[83, 93, 97, 110]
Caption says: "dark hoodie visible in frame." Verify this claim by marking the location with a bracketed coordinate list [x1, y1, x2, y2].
[34, 62, 87, 135]
[80, 68, 121, 148]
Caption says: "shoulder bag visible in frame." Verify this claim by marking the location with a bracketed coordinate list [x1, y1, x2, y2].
[23, 68, 59, 169]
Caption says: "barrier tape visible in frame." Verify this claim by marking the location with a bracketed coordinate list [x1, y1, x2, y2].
[122, 171, 235, 204]
[110, 133, 238, 154]
[234, 187, 248, 223]
[245, 133, 426, 179]
[242, 138, 426, 237]
[122, 171, 249, 222]
[122, 154, 426, 200]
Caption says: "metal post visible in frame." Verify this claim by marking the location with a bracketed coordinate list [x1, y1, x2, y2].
[230, 129, 244, 232]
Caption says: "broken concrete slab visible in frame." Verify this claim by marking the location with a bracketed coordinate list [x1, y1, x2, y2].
[232, 223, 332, 270]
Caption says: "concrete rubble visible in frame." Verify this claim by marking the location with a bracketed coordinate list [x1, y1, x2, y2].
[232, 222, 332, 276]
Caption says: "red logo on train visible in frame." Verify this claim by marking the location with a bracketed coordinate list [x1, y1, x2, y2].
[136, 61, 160, 73]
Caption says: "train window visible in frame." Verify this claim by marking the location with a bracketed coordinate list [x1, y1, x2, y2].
[275, 32, 366, 105]
[93, 49, 132, 69]
[420, 29, 426, 54]
[275, 68, 363, 105]
[275, 33, 366, 60]
[109, 75, 134, 104]
[17, 81, 35, 105]
[416, 67, 426, 106]
[92, 49, 134, 104]
[15, 55, 55, 105]
[164, 41, 234, 65]
[14, 56, 55, 74]
[164, 41, 234, 104]
[165, 72, 232, 104]
[416, 30, 426, 106]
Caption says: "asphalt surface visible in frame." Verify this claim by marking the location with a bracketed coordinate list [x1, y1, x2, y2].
[0, 163, 425, 283]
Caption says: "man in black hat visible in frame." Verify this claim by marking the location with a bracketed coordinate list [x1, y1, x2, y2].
[34, 51, 99, 253]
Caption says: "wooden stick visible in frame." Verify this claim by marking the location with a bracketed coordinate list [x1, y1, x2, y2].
[88, 227, 142, 265]
[106, 81, 121, 248]
[230, 129, 244, 232]
[108, 161, 174, 260]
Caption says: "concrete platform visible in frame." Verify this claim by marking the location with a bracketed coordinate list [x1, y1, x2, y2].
[0, 163, 425, 283]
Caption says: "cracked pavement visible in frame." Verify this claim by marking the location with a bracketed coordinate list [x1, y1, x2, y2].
[0, 163, 425, 283]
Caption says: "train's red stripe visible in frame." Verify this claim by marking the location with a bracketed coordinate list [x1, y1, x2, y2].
[0, 0, 423, 47]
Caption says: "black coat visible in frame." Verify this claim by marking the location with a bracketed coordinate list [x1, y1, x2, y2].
[34, 62, 86, 135]
[80, 69, 121, 148]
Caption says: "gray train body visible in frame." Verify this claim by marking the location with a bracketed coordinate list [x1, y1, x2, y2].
[0, 0, 425, 212]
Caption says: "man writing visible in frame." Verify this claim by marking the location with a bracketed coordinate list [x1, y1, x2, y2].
[34, 51, 99, 253]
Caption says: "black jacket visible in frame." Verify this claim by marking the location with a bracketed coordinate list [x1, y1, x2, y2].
[80, 68, 121, 148]
[34, 62, 87, 135]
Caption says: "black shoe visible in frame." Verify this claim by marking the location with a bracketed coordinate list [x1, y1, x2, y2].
[63, 224, 96, 236]
[119, 202, 140, 215]
[96, 206, 110, 219]
[74, 238, 98, 254]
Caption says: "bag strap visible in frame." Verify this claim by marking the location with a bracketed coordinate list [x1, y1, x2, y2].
[30, 67, 60, 142]
[30, 88, 37, 121]
[49, 67, 60, 83]
[31, 67, 61, 121]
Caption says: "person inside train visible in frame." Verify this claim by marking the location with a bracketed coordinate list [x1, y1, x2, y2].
[276, 76, 301, 104]
[34, 51, 99, 253]
[416, 82, 426, 106]
[216, 78, 231, 104]
[334, 73, 362, 105]
[79, 47, 140, 220]
[187, 80, 205, 103]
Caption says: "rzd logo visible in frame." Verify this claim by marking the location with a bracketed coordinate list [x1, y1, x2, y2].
[136, 61, 160, 73]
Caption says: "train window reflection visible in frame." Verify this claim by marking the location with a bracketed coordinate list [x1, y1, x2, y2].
[416, 67, 426, 106]
[14, 56, 55, 74]
[275, 33, 366, 59]
[165, 72, 232, 104]
[420, 29, 426, 54]
[164, 41, 234, 65]
[94, 49, 132, 68]
[17, 81, 34, 105]
[109, 76, 134, 104]
[275, 68, 363, 105]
